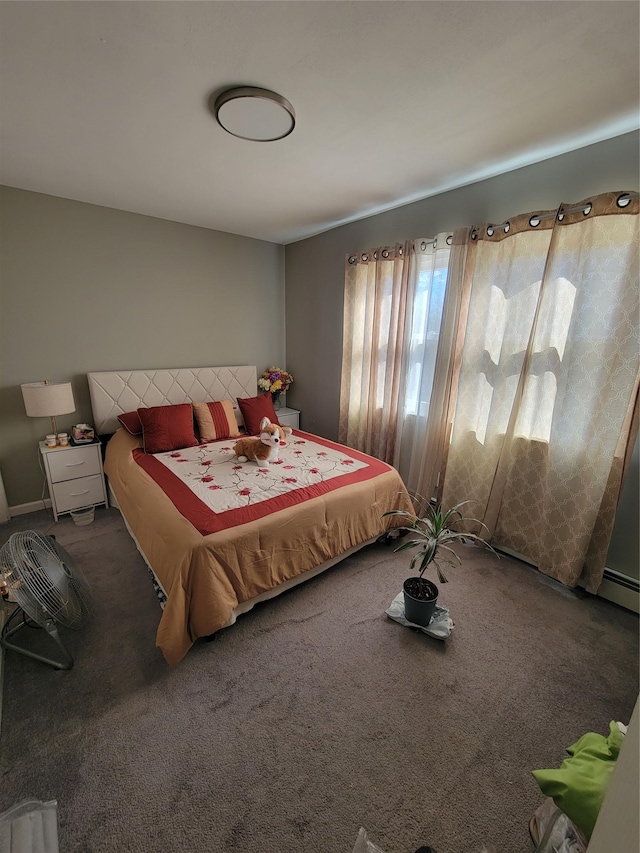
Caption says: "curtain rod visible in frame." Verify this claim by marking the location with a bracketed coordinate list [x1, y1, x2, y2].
[350, 192, 639, 258]
[479, 191, 639, 236]
[348, 233, 452, 263]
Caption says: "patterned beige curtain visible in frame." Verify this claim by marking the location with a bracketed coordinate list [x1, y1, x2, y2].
[338, 242, 411, 463]
[442, 191, 639, 592]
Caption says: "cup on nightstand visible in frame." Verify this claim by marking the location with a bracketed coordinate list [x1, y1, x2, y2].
[45, 434, 57, 448]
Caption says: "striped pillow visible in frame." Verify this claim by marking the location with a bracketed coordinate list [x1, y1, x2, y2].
[192, 400, 241, 442]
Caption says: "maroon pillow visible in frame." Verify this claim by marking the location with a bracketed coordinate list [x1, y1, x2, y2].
[117, 411, 143, 436]
[236, 393, 280, 436]
[137, 404, 199, 454]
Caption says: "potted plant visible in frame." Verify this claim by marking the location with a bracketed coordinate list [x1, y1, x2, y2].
[382, 498, 495, 627]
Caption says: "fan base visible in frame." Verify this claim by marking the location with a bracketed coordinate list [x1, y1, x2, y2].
[1, 610, 74, 670]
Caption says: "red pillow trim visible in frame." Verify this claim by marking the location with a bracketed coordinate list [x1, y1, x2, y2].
[137, 404, 199, 454]
[192, 400, 240, 442]
[117, 411, 143, 436]
[236, 393, 280, 436]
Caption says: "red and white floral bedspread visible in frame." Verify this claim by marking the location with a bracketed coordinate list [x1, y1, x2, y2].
[132, 430, 388, 535]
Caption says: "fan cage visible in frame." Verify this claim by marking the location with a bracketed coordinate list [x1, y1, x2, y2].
[0, 531, 92, 629]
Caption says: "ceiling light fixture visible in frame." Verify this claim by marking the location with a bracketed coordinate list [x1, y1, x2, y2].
[213, 87, 295, 142]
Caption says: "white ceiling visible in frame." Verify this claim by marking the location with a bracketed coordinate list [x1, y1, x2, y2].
[1, 1, 638, 245]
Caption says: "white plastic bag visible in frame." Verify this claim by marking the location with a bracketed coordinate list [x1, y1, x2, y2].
[530, 797, 587, 853]
[0, 799, 59, 853]
[351, 827, 387, 853]
[385, 592, 454, 639]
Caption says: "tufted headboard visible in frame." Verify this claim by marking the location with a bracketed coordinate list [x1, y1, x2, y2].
[88, 366, 257, 435]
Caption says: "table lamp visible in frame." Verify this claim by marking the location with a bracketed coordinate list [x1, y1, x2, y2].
[21, 380, 76, 437]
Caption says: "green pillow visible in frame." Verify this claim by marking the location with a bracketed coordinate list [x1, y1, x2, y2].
[532, 721, 623, 839]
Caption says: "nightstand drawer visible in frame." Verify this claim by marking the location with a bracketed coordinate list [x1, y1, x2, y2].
[277, 408, 300, 429]
[52, 475, 106, 513]
[47, 445, 101, 483]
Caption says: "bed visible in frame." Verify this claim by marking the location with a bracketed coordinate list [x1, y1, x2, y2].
[89, 366, 412, 666]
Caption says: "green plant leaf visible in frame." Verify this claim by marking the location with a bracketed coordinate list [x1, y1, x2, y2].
[383, 496, 498, 579]
[382, 509, 420, 520]
[438, 543, 462, 565]
[434, 563, 449, 584]
[393, 538, 428, 553]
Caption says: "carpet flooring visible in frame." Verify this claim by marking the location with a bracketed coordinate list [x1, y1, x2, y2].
[0, 507, 637, 853]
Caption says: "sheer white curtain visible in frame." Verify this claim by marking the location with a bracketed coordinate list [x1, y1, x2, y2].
[394, 233, 467, 499]
[339, 242, 411, 464]
[340, 234, 468, 502]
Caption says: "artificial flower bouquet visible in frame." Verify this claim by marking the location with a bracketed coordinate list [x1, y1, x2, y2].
[258, 367, 294, 396]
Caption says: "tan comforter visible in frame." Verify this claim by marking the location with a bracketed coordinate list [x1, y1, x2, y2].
[104, 428, 412, 665]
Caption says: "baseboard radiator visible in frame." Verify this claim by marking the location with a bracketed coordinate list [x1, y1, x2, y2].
[497, 545, 639, 614]
[598, 568, 640, 614]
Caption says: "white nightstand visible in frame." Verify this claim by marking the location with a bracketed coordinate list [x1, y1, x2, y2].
[39, 441, 108, 521]
[276, 407, 300, 429]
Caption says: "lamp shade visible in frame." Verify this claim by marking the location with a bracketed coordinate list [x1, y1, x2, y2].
[21, 381, 75, 418]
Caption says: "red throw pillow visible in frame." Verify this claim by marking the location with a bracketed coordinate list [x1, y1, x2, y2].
[236, 393, 280, 436]
[137, 404, 199, 454]
[117, 411, 143, 436]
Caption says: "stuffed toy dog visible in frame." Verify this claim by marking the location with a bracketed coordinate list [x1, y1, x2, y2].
[233, 416, 292, 466]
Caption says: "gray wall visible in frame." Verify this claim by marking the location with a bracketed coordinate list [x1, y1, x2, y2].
[2, 134, 637, 576]
[607, 433, 639, 580]
[0, 187, 285, 506]
[284, 130, 639, 578]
